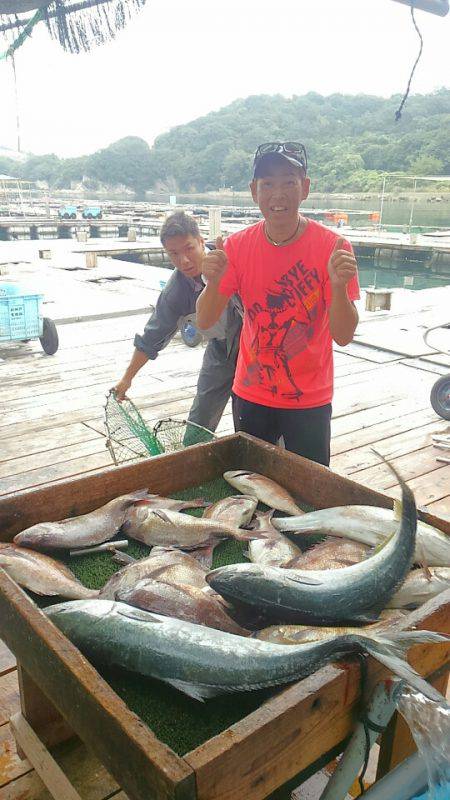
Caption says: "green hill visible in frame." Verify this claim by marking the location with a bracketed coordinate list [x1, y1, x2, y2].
[1, 90, 449, 195]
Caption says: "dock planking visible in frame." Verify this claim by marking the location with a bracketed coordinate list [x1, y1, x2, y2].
[0, 307, 449, 800]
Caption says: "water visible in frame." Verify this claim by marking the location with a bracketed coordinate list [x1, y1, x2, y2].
[152, 192, 450, 231]
[358, 258, 450, 291]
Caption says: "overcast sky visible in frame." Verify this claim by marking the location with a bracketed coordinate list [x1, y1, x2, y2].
[0, 0, 448, 158]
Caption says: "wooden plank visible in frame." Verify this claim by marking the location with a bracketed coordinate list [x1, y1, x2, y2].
[0, 642, 15, 677]
[0, 438, 108, 482]
[0, 424, 103, 464]
[0, 721, 33, 789]
[0, 672, 20, 727]
[387, 464, 450, 507]
[0, 736, 120, 800]
[0, 572, 196, 800]
[0, 451, 113, 496]
[185, 589, 450, 800]
[425, 497, 450, 520]
[331, 419, 449, 475]
[9, 713, 83, 800]
[332, 397, 431, 439]
[331, 408, 440, 457]
[350, 446, 444, 492]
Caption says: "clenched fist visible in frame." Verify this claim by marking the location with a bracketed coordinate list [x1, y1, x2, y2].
[327, 237, 357, 289]
[202, 236, 228, 286]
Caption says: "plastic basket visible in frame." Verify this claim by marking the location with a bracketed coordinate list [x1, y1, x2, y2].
[0, 292, 44, 341]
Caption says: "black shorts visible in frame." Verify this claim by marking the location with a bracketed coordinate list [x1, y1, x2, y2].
[232, 394, 332, 467]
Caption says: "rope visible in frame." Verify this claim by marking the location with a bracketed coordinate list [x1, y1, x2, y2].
[395, 1, 424, 121]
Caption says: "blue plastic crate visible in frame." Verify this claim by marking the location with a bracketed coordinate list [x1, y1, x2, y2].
[0, 292, 44, 341]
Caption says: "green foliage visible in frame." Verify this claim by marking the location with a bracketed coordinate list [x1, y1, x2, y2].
[3, 90, 449, 194]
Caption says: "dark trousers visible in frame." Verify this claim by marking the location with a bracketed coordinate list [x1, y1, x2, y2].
[232, 394, 332, 467]
[187, 339, 237, 432]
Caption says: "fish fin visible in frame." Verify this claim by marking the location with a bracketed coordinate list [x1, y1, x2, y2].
[182, 498, 211, 509]
[116, 606, 162, 624]
[112, 550, 136, 565]
[354, 631, 449, 703]
[373, 531, 395, 555]
[153, 509, 175, 524]
[128, 498, 153, 508]
[125, 490, 152, 506]
[189, 544, 215, 569]
[393, 499, 403, 521]
[284, 572, 323, 586]
[416, 540, 432, 581]
[164, 678, 221, 701]
[232, 529, 270, 542]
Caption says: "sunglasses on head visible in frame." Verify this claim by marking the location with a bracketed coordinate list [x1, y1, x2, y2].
[253, 142, 308, 173]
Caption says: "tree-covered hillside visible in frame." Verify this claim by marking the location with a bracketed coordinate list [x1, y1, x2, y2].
[1, 90, 449, 195]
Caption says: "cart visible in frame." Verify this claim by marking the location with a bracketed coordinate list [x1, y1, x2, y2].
[0, 281, 59, 355]
[424, 322, 450, 420]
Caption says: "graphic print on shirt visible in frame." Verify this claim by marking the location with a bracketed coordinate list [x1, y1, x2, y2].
[243, 259, 323, 401]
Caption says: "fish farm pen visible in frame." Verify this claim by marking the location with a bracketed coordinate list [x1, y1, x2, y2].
[0, 434, 449, 800]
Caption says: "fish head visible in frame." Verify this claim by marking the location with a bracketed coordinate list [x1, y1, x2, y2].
[13, 523, 65, 548]
[206, 563, 264, 600]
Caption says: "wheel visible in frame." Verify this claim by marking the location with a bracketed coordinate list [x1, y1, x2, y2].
[39, 317, 59, 355]
[86, 213, 92, 219]
[63, 213, 70, 219]
[70, 213, 76, 219]
[179, 319, 202, 348]
[430, 374, 450, 420]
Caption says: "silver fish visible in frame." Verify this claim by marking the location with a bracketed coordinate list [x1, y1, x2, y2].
[203, 495, 257, 527]
[0, 543, 97, 599]
[14, 491, 149, 551]
[388, 567, 450, 609]
[117, 579, 249, 636]
[46, 599, 448, 703]
[248, 511, 303, 568]
[255, 611, 407, 645]
[122, 505, 261, 549]
[223, 470, 304, 515]
[273, 502, 450, 567]
[99, 547, 207, 599]
[137, 494, 210, 512]
[207, 462, 418, 625]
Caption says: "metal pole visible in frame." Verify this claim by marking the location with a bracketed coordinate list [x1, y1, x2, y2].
[408, 178, 417, 237]
[379, 175, 386, 230]
[390, 0, 449, 16]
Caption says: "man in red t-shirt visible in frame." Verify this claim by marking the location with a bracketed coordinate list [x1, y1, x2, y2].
[196, 142, 360, 466]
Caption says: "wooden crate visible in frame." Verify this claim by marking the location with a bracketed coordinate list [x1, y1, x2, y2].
[0, 433, 449, 800]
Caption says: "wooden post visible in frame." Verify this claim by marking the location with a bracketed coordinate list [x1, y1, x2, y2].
[17, 664, 74, 751]
[85, 252, 97, 268]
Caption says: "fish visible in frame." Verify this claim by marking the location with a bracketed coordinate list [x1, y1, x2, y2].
[272, 503, 450, 567]
[14, 491, 150, 551]
[207, 462, 419, 625]
[223, 470, 304, 515]
[122, 505, 264, 550]
[136, 494, 210, 512]
[248, 511, 304, 568]
[287, 538, 370, 570]
[117, 579, 249, 636]
[99, 546, 208, 599]
[46, 599, 448, 703]
[0, 543, 98, 599]
[203, 495, 257, 527]
[255, 611, 407, 645]
[388, 567, 450, 609]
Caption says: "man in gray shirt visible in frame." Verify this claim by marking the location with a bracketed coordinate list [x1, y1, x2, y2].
[114, 211, 242, 435]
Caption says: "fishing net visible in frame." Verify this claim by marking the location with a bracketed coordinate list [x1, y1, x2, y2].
[104, 389, 216, 465]
[0, 0, 148, 55]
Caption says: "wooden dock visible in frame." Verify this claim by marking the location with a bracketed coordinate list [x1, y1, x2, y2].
[0, 265, 449, 799]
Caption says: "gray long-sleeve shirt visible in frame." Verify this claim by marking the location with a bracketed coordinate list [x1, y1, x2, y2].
[134, 268, 242, 361]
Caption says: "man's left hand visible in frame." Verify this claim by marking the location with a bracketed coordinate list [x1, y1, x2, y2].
[327, 237, 357, 289]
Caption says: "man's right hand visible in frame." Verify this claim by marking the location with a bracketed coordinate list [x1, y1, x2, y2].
[114, 376, 132, 402]
[202, 236, 228, 286]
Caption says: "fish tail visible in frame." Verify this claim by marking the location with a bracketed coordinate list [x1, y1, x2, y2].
[351, 631, 449, 703]
[370, 451, 417, 537]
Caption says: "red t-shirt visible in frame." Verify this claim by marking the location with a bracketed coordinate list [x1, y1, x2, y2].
[219, 219, 360, 409]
